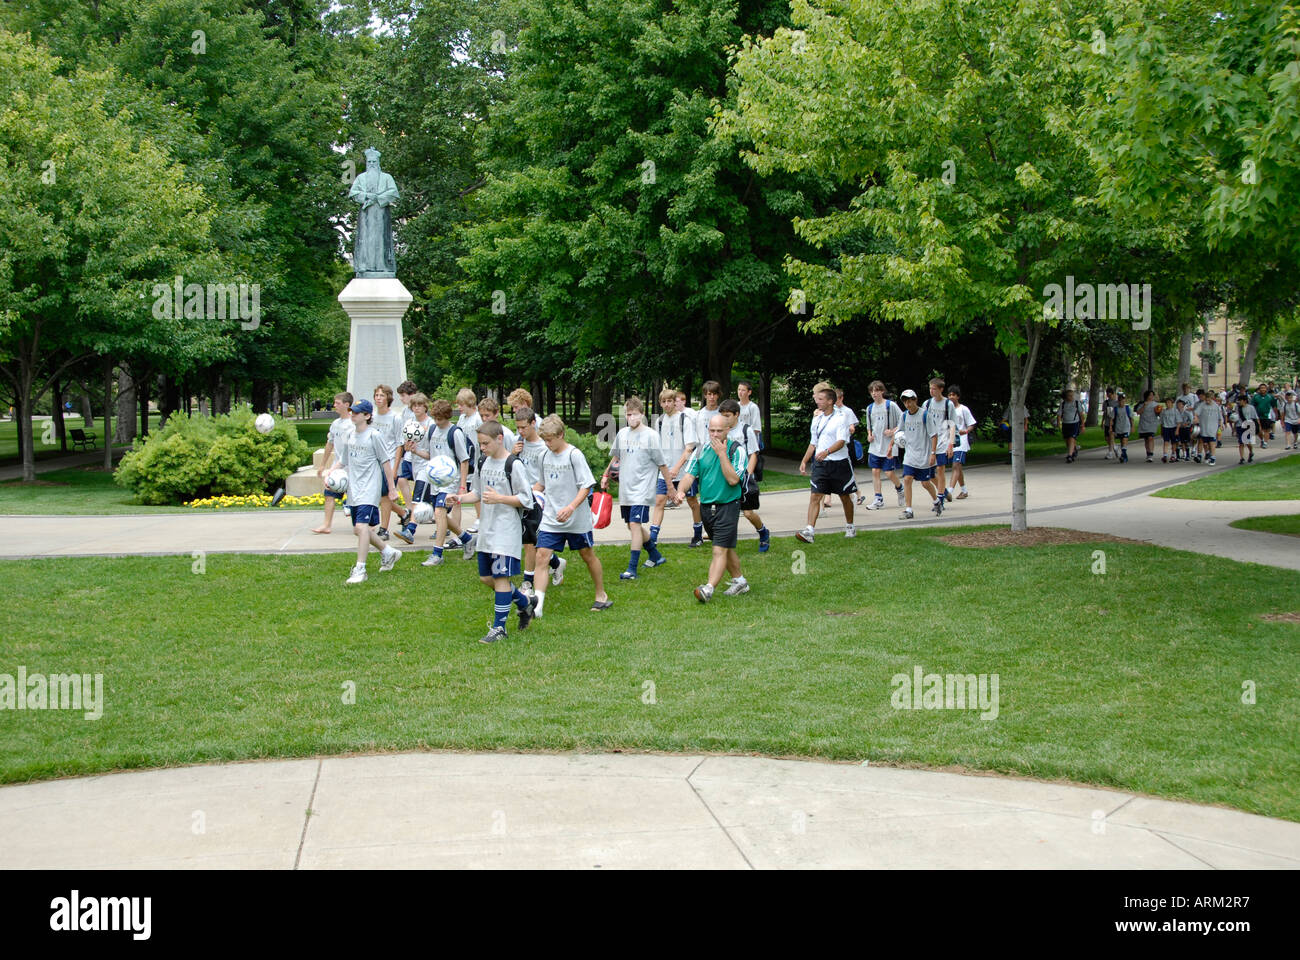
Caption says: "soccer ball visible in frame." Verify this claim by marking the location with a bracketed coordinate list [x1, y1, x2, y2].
[893, 430, 906, 450]
[411, 501, 434, 524]
[254, 413, 275, 434]
[402, 419, 426, 444]
[324, 469, 348, 494]
[426, 455, 458, 489]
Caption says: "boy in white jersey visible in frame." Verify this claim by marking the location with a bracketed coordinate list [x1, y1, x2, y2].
[651, 387, 692, 550]
[1283, 390, 1300, 449]
[370, 385, 411, 539]
[796, 386, 857, 542]
[691, 382, 723, 546]
[339, 399, 402, 584]
[1173, 398, 1193, 461]
[1159, 396, 1179, 463]
[1196, 392, 1223, 464]
[313, 391, 354, 534]
[946, 385, 976, 498]
[394, 379, 420, 509]
[1111, 390, 1133, 463]
[419, 398, 476, 566]
[455, 388, 482, 532]
[514, 406, 563, 594]
[864, 380, 905, 510]
[1233, 395, 1259, 463]
[394, 392, 434, 544]
[736, 380, 762, 442]
[922, 378, 956, 501]
[445, 421, 537, 644]
[894, 389, 943, 519]
[603, 397, 674, 579]
[478, 396, 519, 454]
[532, 415, 611, 615]
[719, 398, 771, 552]
[1057, 388, 1083, 463]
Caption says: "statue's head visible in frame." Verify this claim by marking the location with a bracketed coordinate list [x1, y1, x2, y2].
[364, 146, 381, 164]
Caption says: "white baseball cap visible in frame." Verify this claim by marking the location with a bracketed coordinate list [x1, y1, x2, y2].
[900, 389, 918, 399]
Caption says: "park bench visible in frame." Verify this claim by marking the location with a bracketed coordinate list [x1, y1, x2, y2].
[70, 428, 98, 450]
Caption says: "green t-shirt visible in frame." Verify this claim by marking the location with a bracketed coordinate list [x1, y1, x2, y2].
[685, 438, 745, 504]
[1251, 393, 1273, 421]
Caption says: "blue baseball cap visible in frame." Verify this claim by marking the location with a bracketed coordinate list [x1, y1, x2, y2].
[350, 399, 374, 415]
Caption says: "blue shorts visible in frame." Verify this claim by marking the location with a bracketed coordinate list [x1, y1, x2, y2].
[661, 475, 699, 498]
[351, 504, 380, 526]
[380, 474, 390, 498]
[903, 464, 934, 482]
[621, 504, 651, 524]
[951, 450, 968, 464]
[398, 460, 414, 480]
[933, 452, 952, 467]
[536, 530, 595, 553]
[868, 453, 897, 471]
[1161, 427, 1177, 442]
[477, 552, 521, 579]
[1285, 422, 1299, 434]
[324, 489, 344, 500]
[1061, 422, 1081, 439]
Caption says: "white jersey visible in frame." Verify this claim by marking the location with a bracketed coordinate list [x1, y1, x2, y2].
[475, 454, 532, 559]
[613, 425, 666, 506]
[404, 414, 435, 470]
[726, 422, 759, 471]
[951, 403, 977, 453]
[371, 410, 401, 463]
[835, 403, 859, 429]
[867, 399, 902, 458]
[898, 408, 932, 469]
[519, 437, 548, 487]
[326, 416, 355, 468]
[339, 425, 389, 507]
[655, 410, 692, 470]
[737, 400, 762, 438]
[695, 406, 721, 446]
[538, 444, 596, 534]
[810, 409, 849, 461]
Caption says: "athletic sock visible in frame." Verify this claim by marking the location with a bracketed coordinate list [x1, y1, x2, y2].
[759, 526, 769, 538]
[649, 524, 661, 544]
[512, 588, 530, 611]
[692, 522, 702, 539]
[459, 531, 472, 544]
[628, 549, 641, 573]
[524, 571, 535, 586]
[432, 546, 444, 558]
[493, 592, 512, 629]
[534, 590, 546, 615]
[549, 554, 561, 569]
[895, 484, 903, 492]
[647, 542, 664, 563]
[961, 486, 968, 493]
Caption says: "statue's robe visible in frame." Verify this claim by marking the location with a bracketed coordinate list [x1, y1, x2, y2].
[349, 169, 399, 277]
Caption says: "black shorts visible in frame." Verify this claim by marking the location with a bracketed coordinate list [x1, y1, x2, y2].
[1139, 431, 1155, 439]
[700, 499, 741, 549]
[1061, 422, 1080, 439]
[810, 458, 857, 496]
[1177, 427, 1193, 443]
[1161, 427, 1176, 442]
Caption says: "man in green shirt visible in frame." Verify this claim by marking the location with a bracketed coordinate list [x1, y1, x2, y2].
[1250, 385, 1274, 447]
[674, 413, 748, 602]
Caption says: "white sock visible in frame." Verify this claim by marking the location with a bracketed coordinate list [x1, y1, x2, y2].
[961, 485, 968, 493]
[535, 590, 546, 614]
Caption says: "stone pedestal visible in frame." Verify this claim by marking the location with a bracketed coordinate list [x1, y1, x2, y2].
[339, 277, 411, 406]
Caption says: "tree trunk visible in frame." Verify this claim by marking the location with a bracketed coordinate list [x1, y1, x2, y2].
[760, 370, 774, 441]
[103, 359, 115, 471]
[1239, 328, 1261, 389]
[588, 377, 612, 434]
[215, 379, 231, 414]
[1085, 356, 1100, 427]
[571, 380, 586, 423]
[544, 379, 555, 418]
[707, 315, 733, 396]
[116, 367, 137, 445]
[1177, 324, 1194, 389]
[79, 389, 93, 426]
[161, 375, 180, 427]
[52, 377, 67, 451]
[138, 371, 150, 438]
[683, 372, 694, 409]
[271, 382, 282, 416]
[15, 382, 35, 483]
[1008, 324, 1044, 533]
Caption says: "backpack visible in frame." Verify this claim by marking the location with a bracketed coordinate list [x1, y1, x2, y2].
[501, 453, 543, 541]
[445, 423, 474, 473]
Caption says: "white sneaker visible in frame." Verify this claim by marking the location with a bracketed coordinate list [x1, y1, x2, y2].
[694, 583, 714, 602]
[844, 524, 855, 538]
[866, 497, 884, 510]
[551, 555, 568, 586]
[1105, 451, 1114, 460]
[896, 487, 906, 507]
[379, 547, 401, 572]
[723, 578, 750, 596]
[346, 562, 367, 584]
[461, 534, 477, 560]
[899, 508, 914, 520]
[795, 526, 815, 543]
[421, 553, 444, 567]
[521, 581, 536, 599]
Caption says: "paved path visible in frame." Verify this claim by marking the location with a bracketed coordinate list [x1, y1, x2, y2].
[5, 443, 1297, 568]
[2, 752, 1296, 869]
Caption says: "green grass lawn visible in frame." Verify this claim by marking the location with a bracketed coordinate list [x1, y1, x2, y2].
[0, 466, 324, 514]
[2, 528, 1296, 821]
[1153, 453, 1299, 501]
[1229, 514, 1300, 537]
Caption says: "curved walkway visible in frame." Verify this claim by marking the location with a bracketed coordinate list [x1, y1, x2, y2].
[3, 444, 1296, 568]
[2, 752, 1297, 869]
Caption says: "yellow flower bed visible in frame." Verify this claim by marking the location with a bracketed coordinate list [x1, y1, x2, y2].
[184, 491, 406, 509]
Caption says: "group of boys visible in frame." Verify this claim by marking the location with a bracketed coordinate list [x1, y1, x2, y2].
[794, 378, 976, 540]
[315, 380, 771, 643]
[1081, 381, 1300, 466]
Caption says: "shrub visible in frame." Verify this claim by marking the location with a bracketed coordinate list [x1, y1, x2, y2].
[115, 406, 310, 504]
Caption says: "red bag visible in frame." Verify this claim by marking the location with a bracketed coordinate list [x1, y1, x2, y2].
[591, 491, 613, 529]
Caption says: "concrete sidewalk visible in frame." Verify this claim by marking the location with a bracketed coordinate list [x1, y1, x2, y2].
[3, 752, 1296, 869]
[5, 443, 1297, 568]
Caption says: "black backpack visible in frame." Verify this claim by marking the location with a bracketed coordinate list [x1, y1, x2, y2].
[501, 453, 543, 541]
